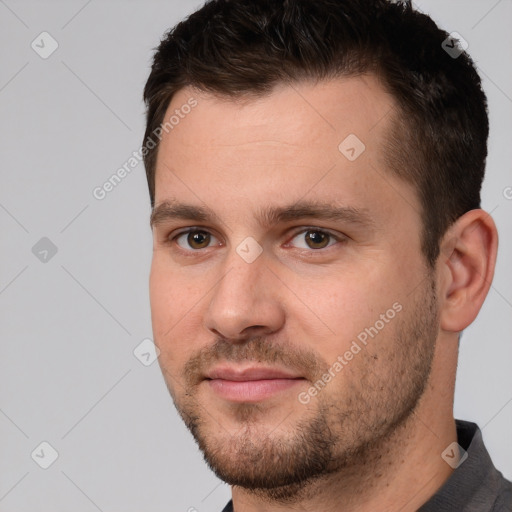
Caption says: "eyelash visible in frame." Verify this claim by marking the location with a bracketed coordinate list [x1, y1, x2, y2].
[167, 227, 347, 255]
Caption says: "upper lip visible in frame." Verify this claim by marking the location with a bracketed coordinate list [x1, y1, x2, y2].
[205, 366, 303, 381]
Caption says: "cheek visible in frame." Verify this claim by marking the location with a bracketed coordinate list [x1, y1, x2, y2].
[150, 260, 188, 341]
[149, 257, 209, 363]
[292, 268, 377, 324]
[286, 266, 404, 360]
[150, 255, 200, 312]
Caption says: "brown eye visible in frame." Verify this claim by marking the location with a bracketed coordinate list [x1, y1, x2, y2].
[175, 229, 216, 250]
[288, 229, 338, 250]
[187, 230, 210, 249]
[304, 230, 330, 249]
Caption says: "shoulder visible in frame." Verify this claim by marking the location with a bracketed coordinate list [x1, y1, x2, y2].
[491, 476, 512, 512]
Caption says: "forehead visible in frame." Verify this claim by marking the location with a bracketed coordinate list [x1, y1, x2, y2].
[160, 74, 395, 155]
[152, 75, 418, 229]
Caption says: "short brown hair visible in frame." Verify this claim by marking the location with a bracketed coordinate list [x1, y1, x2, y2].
[143, 0, 489, 266]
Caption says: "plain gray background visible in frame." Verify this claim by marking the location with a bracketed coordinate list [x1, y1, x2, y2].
[0, 1, 511, 510]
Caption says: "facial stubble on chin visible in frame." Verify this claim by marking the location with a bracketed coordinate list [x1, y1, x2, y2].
[164, 275, 439, 503]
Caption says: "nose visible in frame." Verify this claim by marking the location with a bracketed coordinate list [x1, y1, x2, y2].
[203, 249, 286, 342]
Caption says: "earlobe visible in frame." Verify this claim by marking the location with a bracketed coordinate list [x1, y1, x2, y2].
[439, 209, 498, 333]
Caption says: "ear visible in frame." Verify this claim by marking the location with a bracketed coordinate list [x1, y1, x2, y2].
[438, 209, 498, 333]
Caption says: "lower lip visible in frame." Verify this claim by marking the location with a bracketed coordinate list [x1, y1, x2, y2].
[207, 378, 305, 402]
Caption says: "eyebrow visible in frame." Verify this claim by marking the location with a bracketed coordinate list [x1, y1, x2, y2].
[150, 199, 374, 230]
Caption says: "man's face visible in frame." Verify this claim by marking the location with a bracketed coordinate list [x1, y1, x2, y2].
[149, 76, 439, 493]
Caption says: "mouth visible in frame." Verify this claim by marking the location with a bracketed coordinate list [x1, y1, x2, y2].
[204, 365, 306, 402]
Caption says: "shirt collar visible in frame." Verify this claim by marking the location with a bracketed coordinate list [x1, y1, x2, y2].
[221, 419, 509, 512]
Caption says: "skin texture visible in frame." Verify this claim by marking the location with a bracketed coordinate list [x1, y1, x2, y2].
[149, 76, 498, 511]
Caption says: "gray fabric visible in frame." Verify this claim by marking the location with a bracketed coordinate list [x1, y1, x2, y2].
[418, 420, 512, 512]
[221, 419, 512, 511]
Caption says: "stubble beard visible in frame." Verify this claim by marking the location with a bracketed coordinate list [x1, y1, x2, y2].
[167, 275, 439, 503]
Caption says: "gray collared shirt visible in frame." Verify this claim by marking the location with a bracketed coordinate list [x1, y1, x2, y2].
[221, 419, 512, 511]
[418, 420, 511, 511]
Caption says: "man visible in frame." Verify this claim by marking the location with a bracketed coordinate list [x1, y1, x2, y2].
[142, 0, 511, 510]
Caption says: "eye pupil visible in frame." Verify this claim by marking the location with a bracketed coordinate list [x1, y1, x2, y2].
[306, 230, 329, 249]
[188, 230, 210, 249]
